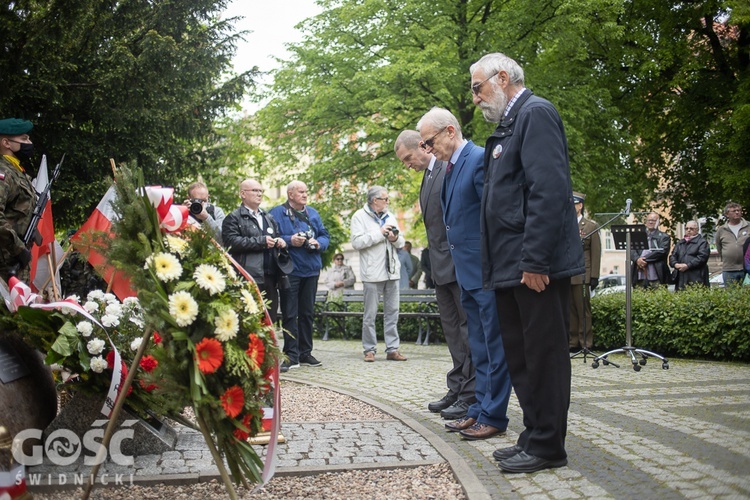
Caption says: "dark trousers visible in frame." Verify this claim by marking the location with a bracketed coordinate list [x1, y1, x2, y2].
[434, 280, 475, 404]
[280, 274, 318, 363]
[460, 286, 512, 430]
[257, 273, 279, 324]
[495, 277, 571, 460]
[569, 283, 592, 349]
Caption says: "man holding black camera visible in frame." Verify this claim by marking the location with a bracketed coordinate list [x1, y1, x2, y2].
[350, 186, 408, 362]
[184, 181, 226, 245]
[223, 179, 287, 325]
[269, 180, 329, 371]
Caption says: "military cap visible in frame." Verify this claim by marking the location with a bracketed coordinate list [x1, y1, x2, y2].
[572, 191, 586, 204]
[0, 118, 33, 136]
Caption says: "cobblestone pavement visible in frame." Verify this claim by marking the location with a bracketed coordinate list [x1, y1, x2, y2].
[285, 339, 750, 499]
[27, 339, 750, 499]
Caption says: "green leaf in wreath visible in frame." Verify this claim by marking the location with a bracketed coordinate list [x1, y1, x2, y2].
[50, 327, 81, 357]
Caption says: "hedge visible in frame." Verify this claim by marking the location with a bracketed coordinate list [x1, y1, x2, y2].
[591, 285, 750, 362]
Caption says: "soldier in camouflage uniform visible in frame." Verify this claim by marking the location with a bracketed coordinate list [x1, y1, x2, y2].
[0, 118, 37, 283]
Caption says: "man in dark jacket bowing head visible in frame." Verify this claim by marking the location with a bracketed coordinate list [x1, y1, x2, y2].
[471, 52, 584, 474]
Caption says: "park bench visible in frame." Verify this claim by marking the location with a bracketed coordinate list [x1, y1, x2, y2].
[318, 288, 441, 345]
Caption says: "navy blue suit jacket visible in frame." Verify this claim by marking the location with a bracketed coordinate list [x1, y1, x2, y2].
[441, 141, 485, 291]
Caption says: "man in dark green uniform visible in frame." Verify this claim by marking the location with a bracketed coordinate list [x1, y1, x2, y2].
[0, 118, 37, 283]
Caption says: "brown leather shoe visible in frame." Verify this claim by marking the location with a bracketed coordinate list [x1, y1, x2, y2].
[444, 417, 476, 433]
[459, 423, 505, 440]
[364, 352, 375, 362]
[386, 351, 407, 361]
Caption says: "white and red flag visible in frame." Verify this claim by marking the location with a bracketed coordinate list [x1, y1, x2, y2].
[71, 186, 136, 301]
[30, 155, 64, 293]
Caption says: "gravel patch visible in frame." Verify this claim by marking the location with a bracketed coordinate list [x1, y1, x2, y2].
[32, 381, 466, 499]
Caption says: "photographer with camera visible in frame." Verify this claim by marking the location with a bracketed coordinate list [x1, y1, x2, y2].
[183, 181, 226, 245]
[223, 179, 287, 325]
[269, 180, 330, 371]
[350, 186, 407, 362]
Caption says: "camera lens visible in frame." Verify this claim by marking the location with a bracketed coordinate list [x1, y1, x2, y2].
[189, 201, 203, 215]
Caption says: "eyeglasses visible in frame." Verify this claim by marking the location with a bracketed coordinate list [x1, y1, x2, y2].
[646, 219, 658, 223]
[685, 226, 698, 231]
[420, 127, 447, 150]
[375, 197, 389, 202]
[471, 71, 499, 95]
[334, 257, 344, 261]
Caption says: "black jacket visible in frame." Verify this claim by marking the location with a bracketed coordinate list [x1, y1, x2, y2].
[630, 229, 671, 285]
[669, 233, 709, 290]
[222, 205, 282, 284]
[480, 90, 584, 288]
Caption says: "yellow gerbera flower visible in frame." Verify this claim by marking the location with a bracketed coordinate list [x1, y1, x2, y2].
[152, 252, 183, 282]
[214, 310, 240, 342]
[168, 291, 199, 327]
[193, 264, 226, 295]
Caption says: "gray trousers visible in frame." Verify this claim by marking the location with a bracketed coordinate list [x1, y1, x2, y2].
[362, 280, 400, 354]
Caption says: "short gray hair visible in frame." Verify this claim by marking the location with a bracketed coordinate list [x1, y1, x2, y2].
[367, 185, 387, 205]
[416, 107, 462, 139]
[287, 180, 305, 195]
[394, 130, 422, 152]
[470, 53, 525, 87]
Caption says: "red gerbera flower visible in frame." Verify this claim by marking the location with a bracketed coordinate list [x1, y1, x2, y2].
[139, 355, 158, 373]
[245, 334, 265, 370]
[233, 414, 252, 441]
[195, 338, 224, 374]
[153, 332, 162, 344]
[220, 386, 245, 418]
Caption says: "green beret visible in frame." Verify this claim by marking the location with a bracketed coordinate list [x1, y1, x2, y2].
[0, 118, 33, 136]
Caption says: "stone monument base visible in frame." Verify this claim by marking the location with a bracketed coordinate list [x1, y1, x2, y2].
[43, 392, 177, 458]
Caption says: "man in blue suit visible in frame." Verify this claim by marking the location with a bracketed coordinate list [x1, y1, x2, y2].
[416, 107, 512, 441]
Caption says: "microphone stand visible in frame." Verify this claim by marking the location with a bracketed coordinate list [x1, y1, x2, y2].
[569, 205, 628, 364]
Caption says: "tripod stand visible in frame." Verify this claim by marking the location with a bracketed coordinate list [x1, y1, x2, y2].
[592, 224, 669, 371]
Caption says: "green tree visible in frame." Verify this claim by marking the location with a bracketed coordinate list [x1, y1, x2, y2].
[253, 0, 748, 226]
[0, 0, 256, 228]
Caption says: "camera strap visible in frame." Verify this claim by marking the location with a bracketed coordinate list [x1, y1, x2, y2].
[283, 201, 312, 228]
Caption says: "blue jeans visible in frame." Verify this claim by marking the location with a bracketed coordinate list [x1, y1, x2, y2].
[280, 274, 319, 363]
[722, 271, 746, 287]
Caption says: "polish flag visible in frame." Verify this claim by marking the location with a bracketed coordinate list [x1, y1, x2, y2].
[71, 186, 136, 301]
[30, 155, 64, 293]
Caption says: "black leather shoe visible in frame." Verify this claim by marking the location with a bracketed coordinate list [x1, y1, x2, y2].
[493, 444, 523, 462]
[440, 400, 469, 420]
[427, 394, 456, 413]
[498, 451, 567, 473]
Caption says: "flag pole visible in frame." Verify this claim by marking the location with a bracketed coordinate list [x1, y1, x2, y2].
[46, 249, 60, 301]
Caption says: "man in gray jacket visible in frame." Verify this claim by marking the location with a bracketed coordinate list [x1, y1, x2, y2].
[715, 202, 749, 286]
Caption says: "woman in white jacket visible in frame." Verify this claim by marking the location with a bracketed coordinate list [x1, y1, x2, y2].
[350, 186, 408, 362]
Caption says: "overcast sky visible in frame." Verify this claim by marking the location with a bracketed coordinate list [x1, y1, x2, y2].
[224, 0, 322, 110]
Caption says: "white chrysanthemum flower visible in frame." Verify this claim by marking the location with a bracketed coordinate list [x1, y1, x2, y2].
[165, 235, 189, 255]
[103, 293, 117, 304]
[168, 291, 199, 327]
[87, 338, 106, 355]
[214, 310, 239, 342]
[87, 290, 105, 302]
[65, 294, 81, 304]
[193, 264, 226, 295]
[129, 314, 145, 329]
[151, 252, 183, 282]
[83, 301, 99, 314]
[221, 259, 238, 280]
[76, 321, 94, 337]
[104, 303, 123, 318]
[90, 356, 108, 374]
[241, 289, 259, 314]
[101, 314, 120, 328]
[123, 297, 139, 308]
[130, 338, 143, 351]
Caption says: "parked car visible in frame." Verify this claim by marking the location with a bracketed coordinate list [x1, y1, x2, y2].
[709, 271, 724, 287]
[593, 274, 626, 296]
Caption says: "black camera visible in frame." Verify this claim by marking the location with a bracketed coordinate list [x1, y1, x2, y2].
[189, 199, 205, 216]
[298, 230, 318, 252]
[388, 226, 399, 236]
